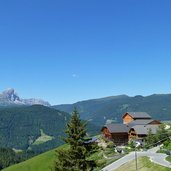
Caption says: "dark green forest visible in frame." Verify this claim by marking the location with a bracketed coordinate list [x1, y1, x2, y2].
[0, 105, 69, 151]
[0, 105, 99, 154]
[53, 94, 171, 125]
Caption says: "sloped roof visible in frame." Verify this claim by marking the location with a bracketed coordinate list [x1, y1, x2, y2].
[123, 112, 152, 119]
[128, 119, 157, 127]
[131, 125, 159, 135]
[103, 124, 130, 133]
[84, 137, 98, 144]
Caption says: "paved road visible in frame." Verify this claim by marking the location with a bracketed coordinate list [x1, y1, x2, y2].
[102, 146, 171, 171]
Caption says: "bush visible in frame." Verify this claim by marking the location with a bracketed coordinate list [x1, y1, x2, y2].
[163, 140, 170, 147]
[106, 141, 115, 149]
[128, 140, 135, 149]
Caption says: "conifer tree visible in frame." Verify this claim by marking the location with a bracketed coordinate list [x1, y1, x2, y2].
[53, 108, 96, 171]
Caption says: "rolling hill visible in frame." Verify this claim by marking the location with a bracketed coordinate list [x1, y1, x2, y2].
[53, 94, 171, 126]
[2, 145, 67, 171]
[0, 104, 100, 154]
[0, 105, 69, 152]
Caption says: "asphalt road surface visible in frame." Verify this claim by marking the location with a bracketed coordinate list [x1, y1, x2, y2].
[102, 146, 171, 171]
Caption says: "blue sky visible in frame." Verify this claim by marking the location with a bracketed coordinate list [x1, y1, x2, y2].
[0, 0, 171, 105]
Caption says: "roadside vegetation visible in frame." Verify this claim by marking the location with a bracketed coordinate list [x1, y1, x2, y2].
[145, 124, 170, 149]
[152, 124, 171, 155]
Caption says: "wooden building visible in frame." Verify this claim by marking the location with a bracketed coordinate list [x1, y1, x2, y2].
[101, 124, 129, 145]
[129, 125, 159, 142]
[101, 112, 161, 145]
[122, 112, 152, 124]
[128, 119, 161, 127]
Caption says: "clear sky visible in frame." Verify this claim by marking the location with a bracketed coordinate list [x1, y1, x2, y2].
[0, 0, 171, 105]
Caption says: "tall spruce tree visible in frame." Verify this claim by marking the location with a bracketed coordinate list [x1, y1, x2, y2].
[53, 108, 96, 171]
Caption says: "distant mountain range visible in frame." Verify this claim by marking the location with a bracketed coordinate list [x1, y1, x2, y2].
[1, 89, 171, 153]
[53, 94, 171, 126]
[0, 88, 50, 107]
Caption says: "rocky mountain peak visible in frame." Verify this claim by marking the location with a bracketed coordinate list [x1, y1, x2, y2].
[2, 88, 20, 102]
[0, 88, 50, 106]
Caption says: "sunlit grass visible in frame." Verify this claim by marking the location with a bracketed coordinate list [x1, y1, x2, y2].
[114, 157, 171, 171]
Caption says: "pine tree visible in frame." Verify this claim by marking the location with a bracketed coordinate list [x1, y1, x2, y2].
[53, 108, 97, 171]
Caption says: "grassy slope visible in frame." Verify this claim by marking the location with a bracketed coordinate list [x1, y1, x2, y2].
[115, 157, 171, 171]
[3, 145, 67, 171]
[166, 155, 171, 162]
[0, 105, 70, 150]
[32, 129, 54, 145]
[4, 145, 171, 171]
[2, 144, 116, 171]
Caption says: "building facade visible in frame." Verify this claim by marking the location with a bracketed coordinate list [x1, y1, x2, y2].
[102, 112, 161, 145]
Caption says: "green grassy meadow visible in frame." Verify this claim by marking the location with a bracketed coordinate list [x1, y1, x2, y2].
[2, 143, 118, 171]
[4, 142, 171, 171]
[2, 145, 67, 171]
[32, 129, 54, 145]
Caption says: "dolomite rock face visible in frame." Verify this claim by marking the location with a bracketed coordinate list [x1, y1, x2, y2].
[0, 88, 50, 106]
